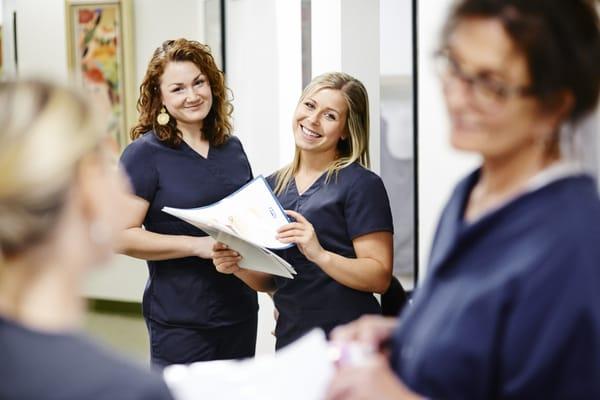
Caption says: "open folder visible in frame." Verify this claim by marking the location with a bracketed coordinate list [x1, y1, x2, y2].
[162, 176, 296, 279]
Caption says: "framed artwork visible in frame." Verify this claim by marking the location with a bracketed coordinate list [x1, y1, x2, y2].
[65, 0, 136, 150]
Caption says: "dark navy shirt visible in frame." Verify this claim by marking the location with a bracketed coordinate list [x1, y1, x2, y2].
[268, 162, 394, 348]
[392, 171, 600, 399]
[0, 316, 173, 400]
[120, 132, 258, 328]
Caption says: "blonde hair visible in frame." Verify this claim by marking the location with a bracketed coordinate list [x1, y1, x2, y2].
[0, 80, 103, 259]
[273, 72, 370, 194]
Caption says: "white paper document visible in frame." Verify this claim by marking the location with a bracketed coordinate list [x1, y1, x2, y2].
[163, 329, 334, 400]
[162, 176, 296, 279]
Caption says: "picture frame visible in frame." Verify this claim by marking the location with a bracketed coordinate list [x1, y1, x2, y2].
[65, 0, 136, 151]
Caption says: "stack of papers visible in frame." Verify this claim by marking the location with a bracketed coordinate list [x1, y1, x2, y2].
[163, 330, 334, 400]
[163, 176, 296, 278]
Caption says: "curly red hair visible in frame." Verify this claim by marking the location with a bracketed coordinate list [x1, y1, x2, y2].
[130, 39, 233, 147]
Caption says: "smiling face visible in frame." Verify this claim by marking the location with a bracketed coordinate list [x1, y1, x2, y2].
[443, 17, 558, 161]
[293, 88, 348, 159]
[159, 61, 213, 130]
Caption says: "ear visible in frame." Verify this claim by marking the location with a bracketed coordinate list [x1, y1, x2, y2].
[545, 91, 574, 127]
[534, 90, 574, 141]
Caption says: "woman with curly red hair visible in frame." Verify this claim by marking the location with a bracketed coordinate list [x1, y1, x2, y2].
[118, 39, 258, 368]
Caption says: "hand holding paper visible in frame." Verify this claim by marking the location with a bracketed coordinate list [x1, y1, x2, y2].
[211, 242, 243, 275]
[162, 176, 296, 278]
[277, 209, 326, 264]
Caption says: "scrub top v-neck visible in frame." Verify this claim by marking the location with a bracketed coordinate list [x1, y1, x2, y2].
[120, 132, 258, 328]
[267, 162, 394, 349]
[391, 170, 600, 399]
[180, 138, 210, 160]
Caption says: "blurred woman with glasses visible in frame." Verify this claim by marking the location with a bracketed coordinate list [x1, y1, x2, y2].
[326, 0, 600, 398]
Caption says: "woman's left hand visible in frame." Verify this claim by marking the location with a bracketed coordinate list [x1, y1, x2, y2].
[277, 210, 327, 263]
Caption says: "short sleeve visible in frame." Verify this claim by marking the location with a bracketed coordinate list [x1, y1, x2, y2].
[119, 137, 158, 203]
[228, 135, 254, 182]
[345, 171, 394, 239]
[266, 172, 278, 190]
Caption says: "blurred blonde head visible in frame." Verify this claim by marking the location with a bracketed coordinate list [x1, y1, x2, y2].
[0, 80, 119, 261]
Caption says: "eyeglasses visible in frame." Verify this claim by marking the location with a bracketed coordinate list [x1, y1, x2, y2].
[433, 49, 534, 111]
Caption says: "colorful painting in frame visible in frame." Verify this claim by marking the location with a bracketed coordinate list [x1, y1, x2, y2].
[66, 0, 135, 151]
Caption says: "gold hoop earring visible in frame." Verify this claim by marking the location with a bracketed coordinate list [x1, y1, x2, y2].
[157, 107, 170, 125]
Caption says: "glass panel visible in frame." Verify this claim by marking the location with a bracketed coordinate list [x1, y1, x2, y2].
[380, 0, 416, 289]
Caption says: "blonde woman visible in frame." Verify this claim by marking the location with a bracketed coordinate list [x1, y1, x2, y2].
[213, 72, 394, 349]
[0, 80, 173, 399]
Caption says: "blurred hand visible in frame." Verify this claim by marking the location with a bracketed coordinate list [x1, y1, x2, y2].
[325, 353, 422, 400]
[277, 210, 326, 263]
[330, 315, 398, 350]
[211, 242, 242, 274]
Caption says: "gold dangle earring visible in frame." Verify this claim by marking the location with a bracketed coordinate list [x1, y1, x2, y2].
[157, 106, 170, 125]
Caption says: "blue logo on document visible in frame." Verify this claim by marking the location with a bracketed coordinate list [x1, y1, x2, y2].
[268, 207, 276, 218]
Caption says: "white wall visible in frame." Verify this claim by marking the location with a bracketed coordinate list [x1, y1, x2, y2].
[1, 0, 16, 78]
[133, 0, 203, 90]
[380, 0, 413, 161]
[275, 0, 303, 167]
[7, 0, 68, 81]
[380, 0, 412, 76]
[417, 0, 479, 279]
[225, 0, 285, 176]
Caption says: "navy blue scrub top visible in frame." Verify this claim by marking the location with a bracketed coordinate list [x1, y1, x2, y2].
[120, 132, 258, 328]
[0, 316, 174, 400]
[268, 162, 394, 348]
[392, 170, 600, 399]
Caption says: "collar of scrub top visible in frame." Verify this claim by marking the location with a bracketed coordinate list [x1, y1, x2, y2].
[424, 160, 587, 280]
[469, 160, 587, 225]
[523, 160, 586, 193]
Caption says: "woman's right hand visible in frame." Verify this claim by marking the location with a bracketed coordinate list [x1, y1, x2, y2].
[211, 242, 243, 274]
